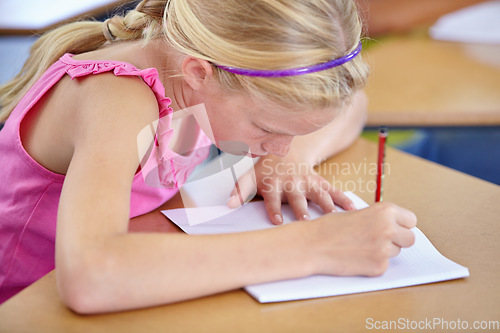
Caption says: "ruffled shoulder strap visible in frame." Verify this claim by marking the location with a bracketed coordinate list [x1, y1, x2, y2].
[59, 54, 211, 189]
[60, 54, 173, 119]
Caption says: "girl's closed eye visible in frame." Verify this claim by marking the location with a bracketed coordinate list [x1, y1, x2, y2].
[252, 123, 273, 135]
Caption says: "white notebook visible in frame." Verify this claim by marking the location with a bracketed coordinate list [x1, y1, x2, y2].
[162, 192, 469, 303]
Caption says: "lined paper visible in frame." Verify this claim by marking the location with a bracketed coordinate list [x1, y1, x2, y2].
[245, 228, 469, 303]
[162, 193, 469, 303]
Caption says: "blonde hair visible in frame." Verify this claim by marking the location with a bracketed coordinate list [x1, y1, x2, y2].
[165, 0, 368, 111]
[0, 0, 368, 121]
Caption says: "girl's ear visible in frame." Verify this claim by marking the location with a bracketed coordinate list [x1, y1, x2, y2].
[182, 56, 214, 91]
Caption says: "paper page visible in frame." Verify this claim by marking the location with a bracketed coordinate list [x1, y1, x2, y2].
[245, 228, 469, 303]
[162, 193, 469, 303]
[178, 152, 259, 225]
[163, 191, 368, 229]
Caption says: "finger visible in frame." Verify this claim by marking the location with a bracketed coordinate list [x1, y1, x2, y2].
[304, 184, 336, 214]
[261, 179, 284, 225]
[395, 207, 418, 229]
[327, 187, 356, 211]
[392, 227, 416, 248]
[387, 243, 402, 258]
[285, 186, 310, 221]
[227, 171, 257, 208]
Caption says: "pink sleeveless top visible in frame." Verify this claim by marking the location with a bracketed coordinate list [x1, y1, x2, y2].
[0, 54, 212, 303]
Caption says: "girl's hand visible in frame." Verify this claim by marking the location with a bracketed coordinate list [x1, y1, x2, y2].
[310, 202, 417, 276]
[227, 154, 356, 224]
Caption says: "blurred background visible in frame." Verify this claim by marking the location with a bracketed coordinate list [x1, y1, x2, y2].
[356, 0, 500, 185]
[1, 0, 499, 184]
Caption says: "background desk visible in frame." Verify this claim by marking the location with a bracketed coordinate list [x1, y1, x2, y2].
[1, 138, 499, 333]
[0, 0, 133, 84]
[363, 33, 500, 127]
[361, 31, 500, 184]
[0, 0, 131, 35]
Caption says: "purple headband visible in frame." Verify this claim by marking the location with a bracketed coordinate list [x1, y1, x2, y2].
[213, 41, 362, 77]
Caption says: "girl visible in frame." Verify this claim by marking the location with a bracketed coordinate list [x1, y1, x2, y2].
[0, 0, 416, 312]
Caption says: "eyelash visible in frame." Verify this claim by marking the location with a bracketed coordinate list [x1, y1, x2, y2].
[260, 127, 272, 134]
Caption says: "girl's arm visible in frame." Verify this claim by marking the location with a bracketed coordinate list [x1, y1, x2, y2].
[56, 79, 415, 314]
[55, 73, 315, 312]
[286, 90, 368, 166]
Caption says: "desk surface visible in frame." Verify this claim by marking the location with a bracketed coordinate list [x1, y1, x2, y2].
[0, 138, 499, 332]
[0, 0, 129, 34]
[364, 34, 500, 126]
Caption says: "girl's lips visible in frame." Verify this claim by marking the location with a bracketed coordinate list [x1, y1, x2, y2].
[247, 152, 267, 158]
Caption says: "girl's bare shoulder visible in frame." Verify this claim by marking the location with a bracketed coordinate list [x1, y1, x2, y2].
[69, 71, 160, 155]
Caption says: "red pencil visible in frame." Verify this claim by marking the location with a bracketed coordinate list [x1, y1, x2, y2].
[375, 127, 388, 202]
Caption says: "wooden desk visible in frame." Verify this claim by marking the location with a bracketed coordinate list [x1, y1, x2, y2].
[364, 34, 500, 126]
[0, 0, 130, 35]
[0, 138, 499, 332]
